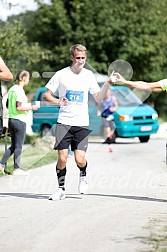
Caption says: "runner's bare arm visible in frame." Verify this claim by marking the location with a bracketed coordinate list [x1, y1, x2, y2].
[0, 57, 13, 81]
[115, 72, 163, 92]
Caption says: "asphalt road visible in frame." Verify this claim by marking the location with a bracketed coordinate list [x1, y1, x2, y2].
[0, 137, 167, 252]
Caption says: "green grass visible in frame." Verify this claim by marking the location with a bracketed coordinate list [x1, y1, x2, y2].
[141, 218, 167, 252]
[158, 117, 167, 124]
[0, 136, 57, 176]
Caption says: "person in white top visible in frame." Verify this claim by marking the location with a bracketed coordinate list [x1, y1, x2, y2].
[44, 44, 116, 200]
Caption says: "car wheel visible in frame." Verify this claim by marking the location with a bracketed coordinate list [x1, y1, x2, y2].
[139, 135, 150, 143]
[41, 125, 52, 137]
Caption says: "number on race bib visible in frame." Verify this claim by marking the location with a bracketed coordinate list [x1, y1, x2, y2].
[66, 90, 84, 103]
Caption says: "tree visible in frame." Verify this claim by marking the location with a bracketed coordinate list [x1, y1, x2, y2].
[26, 0, 72, 71]
[65, 0, 167, 118]
[0, 17, 51, 92]
[27, 0, 167, 78]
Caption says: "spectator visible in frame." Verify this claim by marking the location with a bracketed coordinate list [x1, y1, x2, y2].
[0, 70, 40, 175]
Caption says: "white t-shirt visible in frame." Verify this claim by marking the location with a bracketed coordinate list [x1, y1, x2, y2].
[45, 67, 100, 126]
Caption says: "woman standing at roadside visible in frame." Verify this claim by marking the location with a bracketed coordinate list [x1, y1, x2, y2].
[0, 70, 40, 175]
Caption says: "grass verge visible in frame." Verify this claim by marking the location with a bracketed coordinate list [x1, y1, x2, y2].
[0, 135, 57, 176]
[141, 218, 167, 252]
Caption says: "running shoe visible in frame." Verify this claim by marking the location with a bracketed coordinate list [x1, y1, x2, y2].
[49, 188, 66, 200]
[78, 176, 88, 194]
[108, 144, 113, 152]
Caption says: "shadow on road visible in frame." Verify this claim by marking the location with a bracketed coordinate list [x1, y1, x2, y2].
[89, 141, 140, 145]
[0, 192, 167, 203]
[0, 192, 49, 199]
[0, 192, 82, 200]
[86, 193, 167, 203]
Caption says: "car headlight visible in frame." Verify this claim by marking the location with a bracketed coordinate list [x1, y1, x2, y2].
[152, 113, 158, 120]
[119, 115, 133, 121]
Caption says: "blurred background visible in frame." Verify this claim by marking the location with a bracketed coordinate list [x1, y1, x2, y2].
[0, 0, 167, 121]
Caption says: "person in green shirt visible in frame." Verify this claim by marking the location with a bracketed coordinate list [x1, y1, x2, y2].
[0, 70, 40, 175]
[112, 73, 167, 92]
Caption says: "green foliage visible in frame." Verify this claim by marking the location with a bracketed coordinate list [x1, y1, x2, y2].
[24, 134, 39, 144]
[0, 18, 50, 69]
[65, 0, 116, 72]
[0, 17, 51, 92]
[0, 147, 56, 175]
[26, 0, 72, 71]
[111, 0, 167, 81]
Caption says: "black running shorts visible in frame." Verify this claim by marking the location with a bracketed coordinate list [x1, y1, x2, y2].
[54, 123, 92, 152]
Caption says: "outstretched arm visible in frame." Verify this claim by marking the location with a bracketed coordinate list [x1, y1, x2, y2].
[93, 72, 116, 103]
[0, 57, 13, 81]
[115, 73, 163, 92]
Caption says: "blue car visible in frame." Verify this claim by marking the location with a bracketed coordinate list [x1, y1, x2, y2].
[88, 85, 159, 142]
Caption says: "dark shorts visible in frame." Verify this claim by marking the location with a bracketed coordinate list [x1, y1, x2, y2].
[54, 123, 92, 152]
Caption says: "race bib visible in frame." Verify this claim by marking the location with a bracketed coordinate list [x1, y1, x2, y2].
[66, 90, 84, 103]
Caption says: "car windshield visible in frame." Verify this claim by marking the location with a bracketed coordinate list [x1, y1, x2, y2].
[88, 86, 143, 107]
[110, 87, 143, 107]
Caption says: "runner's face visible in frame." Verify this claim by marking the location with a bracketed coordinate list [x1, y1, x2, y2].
[71, 50, 86, 69]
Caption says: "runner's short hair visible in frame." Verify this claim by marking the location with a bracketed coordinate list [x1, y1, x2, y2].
[70, 44, 87, 56]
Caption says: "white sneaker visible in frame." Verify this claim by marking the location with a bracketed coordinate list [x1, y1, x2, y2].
[13, 168, 29, 176]
[78, 176, 88, 194]
[49, 188, 66, 200]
